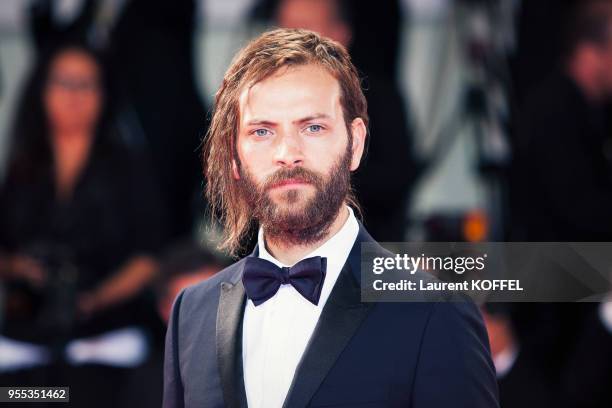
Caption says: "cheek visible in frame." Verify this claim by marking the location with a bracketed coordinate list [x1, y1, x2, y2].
[44, 90, 68, 122]
[82, 93, 102, 120]
[237, 138, 267, 177]
[237, 137, 256, 159]
[305, 137, 347, 170]
[73, 89, 100, 112]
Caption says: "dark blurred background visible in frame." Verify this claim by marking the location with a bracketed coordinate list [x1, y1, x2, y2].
[0, 0, 611, 407]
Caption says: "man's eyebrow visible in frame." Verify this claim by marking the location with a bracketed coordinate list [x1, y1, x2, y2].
[245, 119, 278, 126]
[293, 113, 332, 124]
[245, 114, 332, 127]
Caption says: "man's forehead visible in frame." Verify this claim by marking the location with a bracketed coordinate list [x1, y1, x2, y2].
[238, 64, 342, 124]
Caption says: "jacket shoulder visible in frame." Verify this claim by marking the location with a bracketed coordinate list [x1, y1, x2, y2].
[179, 257, 246, 308]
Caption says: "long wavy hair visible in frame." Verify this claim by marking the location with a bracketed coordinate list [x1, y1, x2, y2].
[203, 28, 369, 256]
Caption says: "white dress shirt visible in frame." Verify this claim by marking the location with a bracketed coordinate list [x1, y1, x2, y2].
[242, 206, 360, 408]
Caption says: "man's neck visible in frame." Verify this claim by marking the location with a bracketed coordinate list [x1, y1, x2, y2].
[264, 205, 350, 265]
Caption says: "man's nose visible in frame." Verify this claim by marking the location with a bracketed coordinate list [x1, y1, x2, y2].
[273, 132, 304, 167]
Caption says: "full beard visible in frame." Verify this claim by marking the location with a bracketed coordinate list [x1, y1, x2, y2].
[237, 145, 352, 247]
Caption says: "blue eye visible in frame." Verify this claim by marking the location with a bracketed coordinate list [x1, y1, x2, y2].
[307, 124, 323, 133]
[254, 129, 270, 137]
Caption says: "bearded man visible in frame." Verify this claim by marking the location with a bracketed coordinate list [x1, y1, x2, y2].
[163, 28, 499, 408]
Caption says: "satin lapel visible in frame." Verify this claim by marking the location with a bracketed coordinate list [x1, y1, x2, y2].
[216, 272, 248, 408]
[282, 259, 374, 408]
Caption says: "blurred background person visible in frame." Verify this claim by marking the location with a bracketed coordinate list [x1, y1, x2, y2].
[250, 0, 418, 242]
[111, 240, 226, 408]
[509, 0, 575, 107]
[27, 0, 208, 242]
[514, 0, 612, 242]
[510, 1, 612, 406]
[155, 241, 223, 324]
[0, 42, 165, 408]
[482, 305, 557, 408]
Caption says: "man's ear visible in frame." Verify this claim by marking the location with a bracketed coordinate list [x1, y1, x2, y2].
[349, 117, 366, 171]
[232, 158, 240, 180]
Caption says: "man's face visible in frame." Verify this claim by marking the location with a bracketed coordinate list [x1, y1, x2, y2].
[234, 64, 365, 243]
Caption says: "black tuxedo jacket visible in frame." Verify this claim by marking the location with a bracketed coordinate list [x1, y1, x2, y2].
[163, 225, 499, 407]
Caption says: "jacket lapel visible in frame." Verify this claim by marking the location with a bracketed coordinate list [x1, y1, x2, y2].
[282, 225, 377, 408]
[216, 261, 248, 408]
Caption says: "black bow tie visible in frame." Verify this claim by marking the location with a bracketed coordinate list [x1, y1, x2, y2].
[242, 256, 327, 306]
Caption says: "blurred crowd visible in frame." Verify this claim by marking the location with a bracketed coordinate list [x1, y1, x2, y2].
[0, 0, 611, 407]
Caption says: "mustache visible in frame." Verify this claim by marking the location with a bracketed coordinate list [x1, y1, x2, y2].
[261, 167, 324, 191]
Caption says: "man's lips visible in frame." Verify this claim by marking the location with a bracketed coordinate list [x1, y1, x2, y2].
[268, 178, 311, 189]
